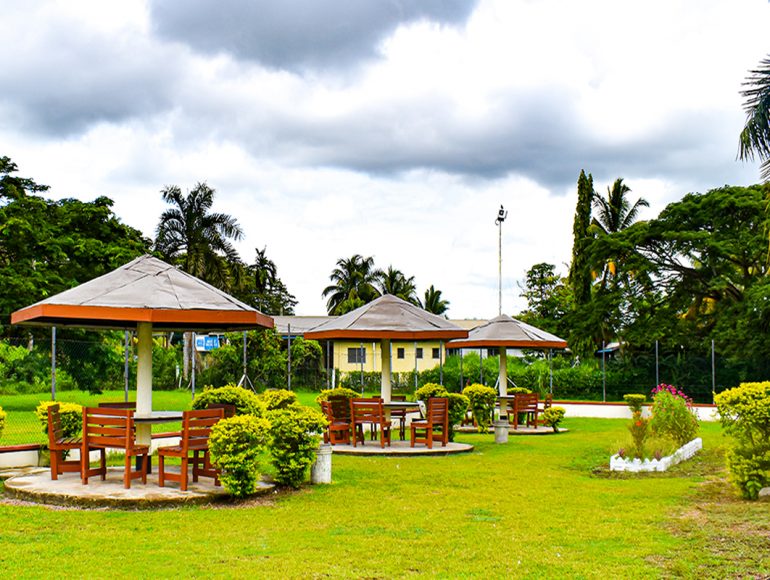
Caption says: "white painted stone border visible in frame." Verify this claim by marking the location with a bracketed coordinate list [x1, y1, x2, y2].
[610, 437, 702, 472]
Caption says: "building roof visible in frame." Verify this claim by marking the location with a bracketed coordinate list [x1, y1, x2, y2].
[445, 314, 567, 349]
[11, 254, 274, 331]
[303, 294, 468, 340]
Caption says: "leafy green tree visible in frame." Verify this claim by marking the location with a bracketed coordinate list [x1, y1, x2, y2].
[567, 170, 596, 356]
[155, 182, 243, 291]
[739, 56, 770, 181]
[517, 263, 572, 336]
[378, 266, 419, 304]
[322, 254, 382, 315]
[243, 247, 297, 315]
[0, 159, 150, 333]
[421, 285, 450, 315]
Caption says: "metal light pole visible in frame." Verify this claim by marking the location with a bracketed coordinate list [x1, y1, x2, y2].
[495, 205, 507, 315]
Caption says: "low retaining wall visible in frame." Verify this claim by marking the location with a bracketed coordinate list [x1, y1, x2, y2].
[610, 437, 703, 472]
[553, 401, 719, 422]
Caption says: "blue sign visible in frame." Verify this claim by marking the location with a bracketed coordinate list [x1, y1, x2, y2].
[195, 335, 221, 352]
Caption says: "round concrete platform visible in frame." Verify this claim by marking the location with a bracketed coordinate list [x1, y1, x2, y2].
[3, 467, 273, 509]
[331, 440, 473, 456]
[455, 425, 568, 435]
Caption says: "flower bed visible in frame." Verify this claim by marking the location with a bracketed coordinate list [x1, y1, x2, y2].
[610, 437, 702, 472]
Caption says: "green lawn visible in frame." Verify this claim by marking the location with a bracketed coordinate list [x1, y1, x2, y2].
[1, 413, 768, 578]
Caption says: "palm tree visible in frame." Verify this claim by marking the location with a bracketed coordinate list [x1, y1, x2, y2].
[590, 178, 647, 284]
[155, 182, 243, 290]
[377, 266, 419, 305]
[591, 178, 648, 235]
[422, 285, 449, 316]
[322, 254, 382, 315]
[739, 55, 770, 181]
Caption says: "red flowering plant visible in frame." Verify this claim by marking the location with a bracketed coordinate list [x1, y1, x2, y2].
[649, 383, 699, 446]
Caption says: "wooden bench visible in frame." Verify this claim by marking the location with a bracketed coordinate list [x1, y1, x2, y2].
[46, 403, 83, 480]
[410, 397, 449, 449]
[158, 408, 224, 491]
[81, 407, 149, 489]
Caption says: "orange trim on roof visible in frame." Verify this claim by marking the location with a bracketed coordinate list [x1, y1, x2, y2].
[304, 329, 468, 341]
[445, 339, 567, 349]
[11, 304, 273, 329]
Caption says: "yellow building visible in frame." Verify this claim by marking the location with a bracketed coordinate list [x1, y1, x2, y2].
[274, 316, 483, 373]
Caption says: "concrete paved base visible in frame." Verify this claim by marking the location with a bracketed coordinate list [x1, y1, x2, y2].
[455, 425, 568, 435]
[331, 439, 473, 456]
[2, 467, 273, 509]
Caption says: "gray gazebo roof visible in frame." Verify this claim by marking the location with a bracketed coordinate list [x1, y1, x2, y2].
[304, 294, 468, 340]
[11, 254, 273, 331]
[445, 314, 567, 349]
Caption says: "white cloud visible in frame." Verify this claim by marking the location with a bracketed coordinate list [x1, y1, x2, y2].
[1, 0, 768, 322]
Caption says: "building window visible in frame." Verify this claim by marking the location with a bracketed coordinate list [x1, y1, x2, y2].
[397, 347, 405, 359]
[432, 347, 440, 359]
[416, 347, 423, 359]
[347, 347, 366, 364]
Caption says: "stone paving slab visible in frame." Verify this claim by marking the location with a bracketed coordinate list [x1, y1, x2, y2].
[3, 466, 273, 509]
[455, 425, 568, 435]
[331, 439, 473, 456]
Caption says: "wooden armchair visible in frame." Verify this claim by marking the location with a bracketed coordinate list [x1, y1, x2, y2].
[46, 403, 83, 480]
[508, 393, 539, 429]
[321, 401, 354, 445]
[410, 397, 449, 449]
[158, 408, 224, 491]
[81, 407, 149, 489]
[389, 395, 420, 441]
[350, 397, 391, 448]
[536, 394, 553, 426]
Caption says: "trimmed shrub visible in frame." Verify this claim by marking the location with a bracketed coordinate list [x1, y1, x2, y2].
[541, 406, 566, 433]
[649, 385, 699, 446]
[260, 389, 298, 411]
[415, 383, 448, 401]
[447, 393, 470, 442]
[462, 383, 497, 432]
[623, 394, 648, 459]
[267, 405, 327, 488]
[315, 387, 359, 405]
[192, 384, 264, 417]
[35, 401, 83, 439]
[0, 406, 6, 440]
[715, 382, 770, 500]
[208, 415, 271, 498]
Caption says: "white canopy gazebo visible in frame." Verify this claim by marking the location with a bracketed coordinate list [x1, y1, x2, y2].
[445, 314, 567, 396]
[11, 254, 273, 444]
[304, 294, 467, 402]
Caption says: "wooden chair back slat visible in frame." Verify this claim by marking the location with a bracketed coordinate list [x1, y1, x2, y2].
[98, 402, 137, 409]
[206, 403, 236, 418]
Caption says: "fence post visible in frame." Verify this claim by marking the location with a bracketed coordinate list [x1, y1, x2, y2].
[288, 323, 292, 390]
[655, 340, 659, 387]
[51, 326, 56, 401]
[191, 331, 196, 400]
[602, 340, 606, 403]
[711, 339, 716, 402]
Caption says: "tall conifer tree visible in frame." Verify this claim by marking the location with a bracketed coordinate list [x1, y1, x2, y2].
[569, 169, 594, 305]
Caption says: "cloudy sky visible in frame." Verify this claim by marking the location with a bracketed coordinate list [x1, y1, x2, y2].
[2, 1, 768, 318]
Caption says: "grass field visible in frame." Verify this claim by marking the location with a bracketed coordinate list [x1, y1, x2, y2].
[1, 409, 769, 578]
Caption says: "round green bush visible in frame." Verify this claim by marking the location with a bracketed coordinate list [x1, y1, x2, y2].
[649, 390, 699, 446]
[541, 406, 566, 433]
[623, 394, 646, 414]
[447, 393, 470, 442]
[192, 384, 264, 417]
[462, 383, 497, 432]
[268, 406, 327, 488]
[35, 401, 83, 439]
[260, 389, 298, 411]
[208, 415, 271, 498]
[415, 383, 448, 401]
[315, 387, 359, 404]
[715, 382, 770, 499]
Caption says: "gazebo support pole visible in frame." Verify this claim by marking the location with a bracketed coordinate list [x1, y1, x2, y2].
[381, 339, 392, 403]
[498, 346, 507, 396]
[136, 322, 153, 446]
